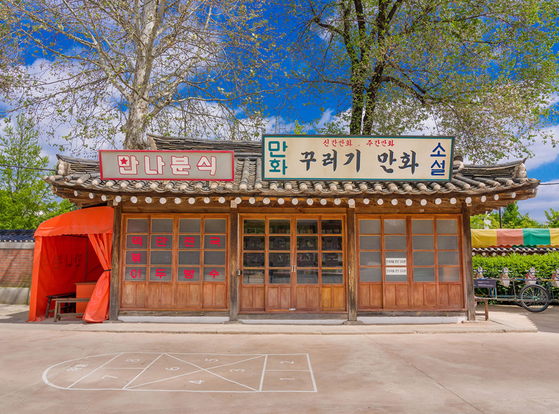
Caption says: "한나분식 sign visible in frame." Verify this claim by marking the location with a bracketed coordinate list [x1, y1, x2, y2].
[99, 150, 234, 181]
[262, 135, 453, 181]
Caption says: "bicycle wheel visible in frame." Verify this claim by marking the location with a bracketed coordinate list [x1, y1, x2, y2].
[519, 284, 550, 313]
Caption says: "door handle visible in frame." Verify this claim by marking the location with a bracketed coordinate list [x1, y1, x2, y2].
[292, 265, 295, 273]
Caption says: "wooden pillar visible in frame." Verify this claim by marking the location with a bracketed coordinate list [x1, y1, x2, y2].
[346, 208, 358, 322]
[461, 204, 476, 321]
[229, 208, 239, 321]
[109, 203, 122, 321]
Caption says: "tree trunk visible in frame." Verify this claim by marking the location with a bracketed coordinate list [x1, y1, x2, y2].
[124, 98, 149, 149]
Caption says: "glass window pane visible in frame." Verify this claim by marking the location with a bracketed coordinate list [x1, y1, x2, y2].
[413, 251, 435, 266]
[203, 266, 225, 282]
[322, 269, 343, 284]
[297, 219, 318, 234]
[244, 236, 265, 251]
[439, 251, 459, 266]
[269, 269, 291, 284]
[412, 220, 433, 234]
[322, 236, 343, 251]
[179, 218, 201, 233]
[322, 253, 343, 267]
[385, 251, 407, 260]
[384, 219, 406, 234]
[322, 220, 342, 234]
[297, 269, 319, 284]
[360, 267, 382, 282]
[126, 235, 147, 249]
[385, 235, 406, 250]
[127, 218, 148, 233]
[297, 236, 318, 250]
[151, 250, 173, 264]
[269, 253, 290, 267]
[269, 220, 290, 234]
[178, 267, 200, 282]
[413, 235, 434, 250]
[150, 234, 173, 249]
[297, 253, 318, 267]
[437, 235, 458, 250]
[178, 251, 200, 265]
[244, 220, 265, 234]
[204, 235, 226, 250]
[385, 270, 408, 282]
[243, 269, 265, 284]
[439, 267, 460, 282]
[243, 252, 265, 267]
[414, 267, 435, 282]
[179, 235, 200, 249]
[149, 267, 172, 281]
[437, 219, 457, 234]
[124, 267, 146, 281]
[360, 251, 382, 266]
[125, 251, 147, 265]
[151, 218, 173, 233]
[205, 219, 226, 233]
[359, 235, 381, 250]
[359, 219, 380, 234]
[204, 251, 226, 265]
[269, 236, 290, 251]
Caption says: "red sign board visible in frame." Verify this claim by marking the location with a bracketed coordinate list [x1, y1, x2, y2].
[99, 150, 234, 181]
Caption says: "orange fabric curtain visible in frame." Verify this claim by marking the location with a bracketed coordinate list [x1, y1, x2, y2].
[28, 236, 90, 321]
[83, 233, 113, 323]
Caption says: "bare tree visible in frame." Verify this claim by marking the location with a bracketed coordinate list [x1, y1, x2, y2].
[4, 0, 277, 151]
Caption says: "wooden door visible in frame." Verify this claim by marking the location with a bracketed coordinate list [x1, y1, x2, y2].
[240, 215, 346, 313]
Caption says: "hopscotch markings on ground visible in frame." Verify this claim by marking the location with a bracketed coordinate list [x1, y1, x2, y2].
[43, 353, 317, 393]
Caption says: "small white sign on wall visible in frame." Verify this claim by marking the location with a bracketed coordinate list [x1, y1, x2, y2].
[386, 267, 407, 276]
[385, 258, 407, 266]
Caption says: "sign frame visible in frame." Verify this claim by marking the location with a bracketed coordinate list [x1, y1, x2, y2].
[99, 150, 235, 181]
[262, 135, 454, 182]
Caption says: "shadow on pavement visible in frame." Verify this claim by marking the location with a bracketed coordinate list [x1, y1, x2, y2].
[0, 304, 83, 325]
[485, 304, 559, 334]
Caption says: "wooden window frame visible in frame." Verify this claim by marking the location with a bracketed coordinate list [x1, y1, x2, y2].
[119, 213, 229, 311]
[356, 214, 465, 311]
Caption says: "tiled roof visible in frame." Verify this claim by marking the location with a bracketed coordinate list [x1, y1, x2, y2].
[0, 230, 35, 242]
[473, 246, 559, 256]
[45, 134, 539, 209]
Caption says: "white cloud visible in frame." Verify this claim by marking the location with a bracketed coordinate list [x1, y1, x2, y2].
[520, 126, 559, 170]
[517, 180, 559, 223]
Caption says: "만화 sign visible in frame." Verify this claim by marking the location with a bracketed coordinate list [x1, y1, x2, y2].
[262, 135, 454, 181]
[99, 150, 235, 181]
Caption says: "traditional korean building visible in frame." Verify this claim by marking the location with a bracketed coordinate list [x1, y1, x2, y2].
[45, 134, 539, 323]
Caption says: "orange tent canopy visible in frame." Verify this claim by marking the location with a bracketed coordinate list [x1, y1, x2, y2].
[34, 206, 114, 237]
[28, 207, 114, 322]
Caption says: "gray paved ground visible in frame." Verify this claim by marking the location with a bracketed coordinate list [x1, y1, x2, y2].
[1, 305, 559, 414]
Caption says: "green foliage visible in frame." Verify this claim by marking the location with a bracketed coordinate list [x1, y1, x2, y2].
[293, 120, 306, 135]
[285, 0, 559, 162]
[470, 212, 499, 229]
[544, 208, 559, 228]
[470, 202, 542, 229]
[501, 202, 542, 228]
[472, 252, 559, 280]
[0, 115, 73, 229]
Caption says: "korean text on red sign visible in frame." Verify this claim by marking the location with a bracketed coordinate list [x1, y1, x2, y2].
[99, 150, 235, 181]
